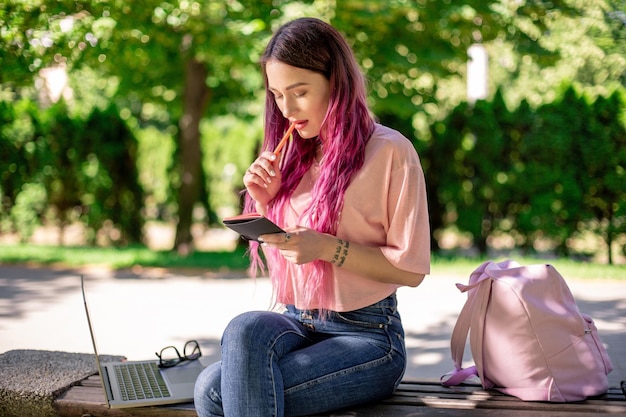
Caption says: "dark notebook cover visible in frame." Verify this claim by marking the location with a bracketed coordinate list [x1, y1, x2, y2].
[222, 213, 284, 241]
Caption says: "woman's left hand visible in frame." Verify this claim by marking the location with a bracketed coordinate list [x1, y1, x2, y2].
[260, 226, 426, 287]
[259, 227, 334, 265]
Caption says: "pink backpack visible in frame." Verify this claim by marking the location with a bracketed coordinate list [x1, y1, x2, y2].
[441, 259, 614, 402]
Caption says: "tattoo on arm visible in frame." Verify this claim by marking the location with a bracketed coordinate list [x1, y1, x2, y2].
[331, 239, 349, 267]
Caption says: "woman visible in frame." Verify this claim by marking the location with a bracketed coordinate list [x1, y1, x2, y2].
[194, 17, 430, 417]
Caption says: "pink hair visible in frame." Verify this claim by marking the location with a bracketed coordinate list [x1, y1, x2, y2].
[245, 18, 375, 310]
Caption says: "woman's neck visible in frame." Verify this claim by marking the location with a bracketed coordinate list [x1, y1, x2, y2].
[314, 137, 324, 164]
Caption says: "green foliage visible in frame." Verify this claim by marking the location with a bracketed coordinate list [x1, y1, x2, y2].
[37, 100, 85, 234]
[455, 96, 509, 253]
[201, 115, 263, 221]
[0, 100, 144, 246]
[332, 0, 584, 127]
[2, 0, 625, 261]
[47, 0, 279, 121]
[428, 85, 626, 263]
[577, 90, 626, 263]
[135, 126, 177, 221]
[0, 100, 29, 218]
[511, 87, 585, 254]
[10, 182, 46, 242]
[82, 105, 144, 244]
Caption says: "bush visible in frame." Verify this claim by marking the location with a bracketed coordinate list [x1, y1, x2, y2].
[0, 100, 144, 246]
[427, 85, 626, 263]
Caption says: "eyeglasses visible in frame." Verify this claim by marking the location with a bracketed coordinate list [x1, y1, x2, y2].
[155, 340, 202, 368]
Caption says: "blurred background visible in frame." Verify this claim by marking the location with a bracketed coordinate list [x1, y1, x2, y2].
[1, 0, 625, 264]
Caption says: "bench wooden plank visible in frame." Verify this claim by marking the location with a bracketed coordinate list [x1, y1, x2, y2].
[311, 404, 622, 417]
[54, 375, 626, 417]
[390, 380, 626, 414]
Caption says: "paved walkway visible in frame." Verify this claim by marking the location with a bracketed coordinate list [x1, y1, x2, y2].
[0, 264, 624, 388]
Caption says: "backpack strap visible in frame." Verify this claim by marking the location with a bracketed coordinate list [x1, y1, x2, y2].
[441, 366, 478, 386]
[442, 261, 492, 387]
[447, 283, 476, 372]
[443, 260, 519, 388]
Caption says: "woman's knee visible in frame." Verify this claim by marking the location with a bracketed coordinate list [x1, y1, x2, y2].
[222, 311, 291, 346]
[194, 362, 223, 417]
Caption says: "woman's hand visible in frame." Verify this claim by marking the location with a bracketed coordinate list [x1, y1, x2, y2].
[261, 227, 426, 287]
[259, 227, 335, 265]
[244, 151, 282, 210]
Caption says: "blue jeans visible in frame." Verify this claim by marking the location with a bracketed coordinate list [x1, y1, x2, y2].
[194, 293, 406, 417]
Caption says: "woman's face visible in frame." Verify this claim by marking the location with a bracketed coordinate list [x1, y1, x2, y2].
[266, 59, 331, 139]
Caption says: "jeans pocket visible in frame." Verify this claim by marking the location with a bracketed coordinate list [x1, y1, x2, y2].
[333, 308, 389, 329]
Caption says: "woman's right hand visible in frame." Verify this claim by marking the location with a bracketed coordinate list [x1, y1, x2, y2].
[243, 151, 282, 209]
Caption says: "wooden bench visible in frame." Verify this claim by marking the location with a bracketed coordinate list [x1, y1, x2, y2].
[54, 375, 626, 416]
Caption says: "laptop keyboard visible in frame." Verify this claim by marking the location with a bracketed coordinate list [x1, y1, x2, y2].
[113, 362, 171, 401]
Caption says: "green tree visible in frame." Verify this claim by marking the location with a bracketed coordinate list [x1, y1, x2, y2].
[498, 97, 538, 253]
[577, 90, 626, 264]
[36, 100, 85, 244]
[427, 92, 514, 255]
[332, 0, 580, 128]
[3, 0, 624, 257]
[83, 105, 144, 245]
[72, 0, 279, 253]
[456, 94, 511, 255]
[424, 104, 467, 253]
[516, 87, 586, 256]
[0, 101, 24, 214]
[1, 0, 280, 252]
[0, 100, 36, 233]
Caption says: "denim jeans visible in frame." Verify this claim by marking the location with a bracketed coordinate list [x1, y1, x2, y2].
[194, 293, 406, 417]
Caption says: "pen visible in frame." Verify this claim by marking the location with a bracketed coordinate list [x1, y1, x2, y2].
[273, 123, 296, 156]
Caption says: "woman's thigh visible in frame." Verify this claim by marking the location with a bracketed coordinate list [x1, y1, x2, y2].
[281, 297, 406, 416]
[281, 335, 405, 416]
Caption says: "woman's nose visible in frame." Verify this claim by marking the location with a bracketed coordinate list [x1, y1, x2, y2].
[281, 97, 296, 118]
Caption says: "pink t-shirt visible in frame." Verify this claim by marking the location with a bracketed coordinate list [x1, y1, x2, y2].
[279, 124, 430, 311]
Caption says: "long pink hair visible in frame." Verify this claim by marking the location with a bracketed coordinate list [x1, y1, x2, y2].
[245, 18, 375, 309]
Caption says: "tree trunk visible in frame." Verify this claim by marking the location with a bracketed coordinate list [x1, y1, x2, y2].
[607, 206, 615, 266]
[173, 58, 211, 255]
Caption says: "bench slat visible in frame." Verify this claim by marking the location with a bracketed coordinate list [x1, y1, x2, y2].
[53, 377, 626, 417]
[389, 381, 626, 414]
[312, 403, 623, 417]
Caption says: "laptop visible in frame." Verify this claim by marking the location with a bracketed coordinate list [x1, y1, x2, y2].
[80, 275, 209, 408]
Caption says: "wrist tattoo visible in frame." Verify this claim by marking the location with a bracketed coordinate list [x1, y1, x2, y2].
[331, 239, 349, 267]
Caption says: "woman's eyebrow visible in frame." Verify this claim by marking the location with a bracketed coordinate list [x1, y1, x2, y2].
[269, 82, 311, 92]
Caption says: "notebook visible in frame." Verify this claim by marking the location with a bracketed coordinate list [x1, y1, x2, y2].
[80, 276, 208, 408]
[222, 212, 284, 241]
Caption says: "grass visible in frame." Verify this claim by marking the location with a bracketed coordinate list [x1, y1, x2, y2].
[0, 243, 251, 272]
[0, 243, 623, 280]
[430, 255, 625, 281]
